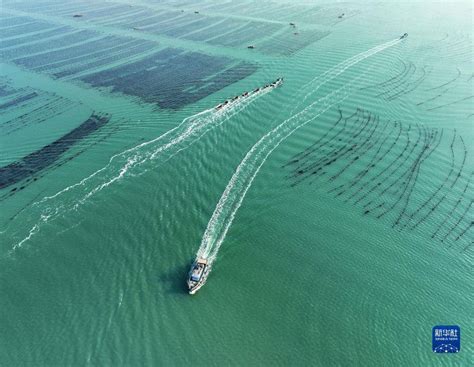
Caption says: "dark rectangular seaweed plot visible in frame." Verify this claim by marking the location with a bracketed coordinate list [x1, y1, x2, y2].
[237, 22, 282, 43]
[0, 83, 20, 97]
[183, 18, 245, 42]
[259, 29, 330, 55]
[2, 29, 98, 60]
[0, 26, 72, 49]
[102, 9, 150, 27]
[53, 40, 155, 79]
[119, 12, 174, 28]
[189, 62, 259, 102]
[0, 92, 38, 110]
[13, 35, 125, 69]
[80, 49, 257, 109]
[0, 114, 110, 190]
[0, 20, 55, 39]
[163, 18, 219, 38]
[213, 22, 282, 47]
[80, 48, 181, 86]
[77, 4, 135, 19]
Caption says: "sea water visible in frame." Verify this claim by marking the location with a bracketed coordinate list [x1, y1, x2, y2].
[0, 1, 472, 365]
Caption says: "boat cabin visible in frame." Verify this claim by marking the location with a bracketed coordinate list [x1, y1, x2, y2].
[190, 259, 207, 282]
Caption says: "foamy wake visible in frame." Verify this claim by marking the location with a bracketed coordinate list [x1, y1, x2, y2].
[8, 86, 275, 251]
[197, 38, 402, 267]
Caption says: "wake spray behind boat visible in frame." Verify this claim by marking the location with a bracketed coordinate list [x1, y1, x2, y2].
[186, 78, 284, 295]
[189, 78, 287, 295]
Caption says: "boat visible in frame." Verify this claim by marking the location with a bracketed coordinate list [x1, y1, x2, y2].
[273, 77, 284, 87]
[214, 77, 283, 110]
[338, 13, 345, 19]
[400, 33, 408, 39]
[72, 14, 83, 18]
[187, 258, 210, 294]
[247, 45, 255, 49]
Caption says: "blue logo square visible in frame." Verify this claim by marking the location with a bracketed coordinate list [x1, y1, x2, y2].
[432, 325, 460, 353]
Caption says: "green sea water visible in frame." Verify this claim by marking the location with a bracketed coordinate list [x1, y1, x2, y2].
[0, 1, 472, 365]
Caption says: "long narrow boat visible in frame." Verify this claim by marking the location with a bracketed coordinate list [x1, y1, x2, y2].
[215, 77, 283, 111]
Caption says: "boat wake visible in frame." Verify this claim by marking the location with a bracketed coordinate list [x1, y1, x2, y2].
[196, 38, 403, 270]
[295, 37, 402, 113]
[6, 84, 277, 252]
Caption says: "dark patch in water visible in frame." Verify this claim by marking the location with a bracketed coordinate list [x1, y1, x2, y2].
[0, 84, 17, 97]
[2, 29, 98, 60]
[51, 40, 155, 79]
[0, 20, 53, 39]
[0, 113, 110, 189]
[258, 29, 330, 56]
[0, 92, 38, 110]
[2, 94, 76, 136]
[0, 26, 71, 49]
[13, 35, 126, 69]
[81, 49, 257, 109]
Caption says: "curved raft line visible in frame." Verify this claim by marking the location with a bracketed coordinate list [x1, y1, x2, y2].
[196, 38, 402, 271]
[9, 85, 276, 251]
[285, 107, 472, 248]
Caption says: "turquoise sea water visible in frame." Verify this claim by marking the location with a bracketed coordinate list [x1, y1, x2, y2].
[0, 0, 472, 365]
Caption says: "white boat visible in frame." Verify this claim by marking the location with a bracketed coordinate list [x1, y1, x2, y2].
[186, 258, 210, 294]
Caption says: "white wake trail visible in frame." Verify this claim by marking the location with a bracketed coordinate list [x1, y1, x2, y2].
[41, 88, 270, 205]
[292, 38, 401, 114]
[9, 87, 274, 251]
[199, 89, 347, 262]
[197, 38, 402, 266]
